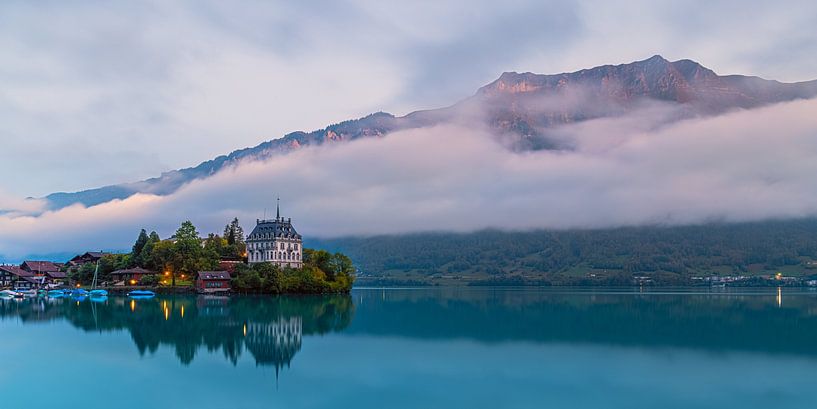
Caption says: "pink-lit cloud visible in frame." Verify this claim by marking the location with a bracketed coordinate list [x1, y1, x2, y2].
[1, 99, 817, 259]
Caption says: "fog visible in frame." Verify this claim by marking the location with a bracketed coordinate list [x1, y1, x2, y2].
[1, 98, 817, 259]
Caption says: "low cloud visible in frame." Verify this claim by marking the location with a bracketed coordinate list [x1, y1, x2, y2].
[1, 99, 817, 259]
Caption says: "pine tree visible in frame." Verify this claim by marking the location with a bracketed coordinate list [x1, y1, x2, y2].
[223, 218, 245, 246]
[132, 229, 149, 259]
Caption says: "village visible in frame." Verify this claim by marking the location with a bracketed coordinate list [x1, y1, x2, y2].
[0, 208, 355, 299]
[0, 252, 235, 296]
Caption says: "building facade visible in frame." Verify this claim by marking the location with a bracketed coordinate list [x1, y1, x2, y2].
[247, 204, 303, 268]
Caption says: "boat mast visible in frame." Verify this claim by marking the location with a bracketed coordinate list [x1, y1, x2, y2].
[91, 260, 99, 290]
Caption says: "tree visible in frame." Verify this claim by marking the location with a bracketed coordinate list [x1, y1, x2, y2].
[131, 229, 149, 262]
[162, 221, 219, 287]
[138, 231, 161, 269]
[175, 220, 199, 241]
[148, 240, 174, 277]
[204, 233, 228, 257]
[169, 221, 201, 286]
[223, 218, 245, 246]
[139, 274, 159, 286]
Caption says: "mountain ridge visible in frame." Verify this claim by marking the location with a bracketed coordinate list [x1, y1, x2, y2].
[41, 55, 817, 210]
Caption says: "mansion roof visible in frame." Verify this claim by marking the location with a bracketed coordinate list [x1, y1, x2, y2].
[248, 217, 302, 241]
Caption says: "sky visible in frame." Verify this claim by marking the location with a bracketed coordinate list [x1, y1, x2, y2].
[2, 0, 817, 197]
[2, 0, 817, 260]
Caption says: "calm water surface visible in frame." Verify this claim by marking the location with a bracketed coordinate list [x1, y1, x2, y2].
[2, 287, 817, 408]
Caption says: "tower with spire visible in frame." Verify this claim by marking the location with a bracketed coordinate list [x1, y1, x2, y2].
[246, 199, 303, 268]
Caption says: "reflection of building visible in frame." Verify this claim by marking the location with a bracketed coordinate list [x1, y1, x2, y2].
[247, 200, 303, 268]
[245, 317, 303, 372]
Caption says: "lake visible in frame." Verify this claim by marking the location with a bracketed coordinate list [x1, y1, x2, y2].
[1, 287, 816, 408]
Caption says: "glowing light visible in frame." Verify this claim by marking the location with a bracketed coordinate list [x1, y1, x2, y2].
[164, 272, 170, 276]
[777, 287, 782, 307]
[243, 324, 247, 337]
[180, 305, 185, 318]
[76, 284, 81, 288]
[164, 307, 169, 321]
[130, 279, 137, 285]
[130, 299, 136, 312]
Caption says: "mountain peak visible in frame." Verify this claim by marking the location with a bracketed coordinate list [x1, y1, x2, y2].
[642, 54, 670, 63]
[39, 56, 817, 210]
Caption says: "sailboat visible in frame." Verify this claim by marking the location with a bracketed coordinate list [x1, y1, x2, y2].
[88, 260, 108, 298]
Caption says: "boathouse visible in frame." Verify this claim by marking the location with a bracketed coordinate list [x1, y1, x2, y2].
[196, 271, 231, 293]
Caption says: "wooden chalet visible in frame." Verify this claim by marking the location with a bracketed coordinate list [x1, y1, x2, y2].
[67, 251, 108, 267]
[0, 265, 33, 288]
[109, 267, 155, 285]
[21, 261, 61, 275]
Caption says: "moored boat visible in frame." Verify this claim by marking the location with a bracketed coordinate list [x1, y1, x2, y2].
[47, 289, 67, 298]
[127, 290, 156, 299]
[72, 288, 89, 297]
[89, 289, 108, 297]
[1, 289, 23, 298]
[13, 288, 37, 297]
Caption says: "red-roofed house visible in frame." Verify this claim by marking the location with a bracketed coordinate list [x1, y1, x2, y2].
[21, 261, 61, 275]
[21, 261, 65, 285]
[196, 271, 231, 294]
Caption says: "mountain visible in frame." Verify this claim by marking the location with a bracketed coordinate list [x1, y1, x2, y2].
[42, 55, 817, 210]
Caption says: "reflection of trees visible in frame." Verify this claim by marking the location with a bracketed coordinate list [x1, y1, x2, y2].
[0, 295, 354, 371]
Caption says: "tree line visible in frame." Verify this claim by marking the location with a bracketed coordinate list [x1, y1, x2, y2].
[309, 218, 817, 285]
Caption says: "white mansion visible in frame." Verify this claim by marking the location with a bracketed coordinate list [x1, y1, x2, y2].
[247, 205, 303, 268]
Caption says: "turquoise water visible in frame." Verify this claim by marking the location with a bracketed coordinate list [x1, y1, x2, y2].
[1, 287, 817, 408]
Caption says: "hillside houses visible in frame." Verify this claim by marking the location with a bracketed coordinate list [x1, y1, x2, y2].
[67, 252, 108, 267]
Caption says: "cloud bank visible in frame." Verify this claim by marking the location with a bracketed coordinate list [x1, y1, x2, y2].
[2, 99, 817, 260]
[2, 0, 817, 197]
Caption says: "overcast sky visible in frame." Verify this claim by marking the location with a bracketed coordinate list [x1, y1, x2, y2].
[2, 0, 817, 197]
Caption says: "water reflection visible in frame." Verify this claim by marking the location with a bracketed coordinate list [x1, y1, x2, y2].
[3, 287, 817, 367]
[0, 294, 354, 373]
[2, 288, 817, 409]
[347, 287, 817, 356]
